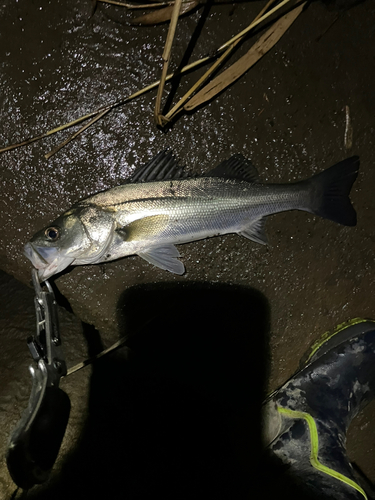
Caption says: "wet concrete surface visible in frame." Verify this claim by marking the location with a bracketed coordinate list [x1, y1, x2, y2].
[0, 0, 375, 496]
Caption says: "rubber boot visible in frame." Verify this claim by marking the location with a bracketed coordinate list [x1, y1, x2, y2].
[263, 318, 375, 500]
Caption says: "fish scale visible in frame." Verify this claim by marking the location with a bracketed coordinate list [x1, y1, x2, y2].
[95, 178, 309, 241]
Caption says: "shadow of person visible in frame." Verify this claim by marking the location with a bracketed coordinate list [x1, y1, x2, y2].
[29, 281, 270, 499]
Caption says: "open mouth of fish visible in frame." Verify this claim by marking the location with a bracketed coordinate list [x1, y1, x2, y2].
[24, 243, 75, 282]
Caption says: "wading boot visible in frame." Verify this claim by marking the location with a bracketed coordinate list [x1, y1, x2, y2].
[263, 318, 375, 500]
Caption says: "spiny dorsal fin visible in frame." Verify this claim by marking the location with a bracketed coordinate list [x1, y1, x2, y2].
[205, 154, 259, 183]
[128, 150, 188, 183]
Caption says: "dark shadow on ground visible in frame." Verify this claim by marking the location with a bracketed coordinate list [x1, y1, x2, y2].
[24, 281, 330, 500]
[26, 282, 270, 499]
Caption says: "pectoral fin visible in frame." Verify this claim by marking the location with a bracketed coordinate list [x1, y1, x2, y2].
[238, 217, 268, 245]
[138, 245, 185, 275]
[116, 214, 170, 242]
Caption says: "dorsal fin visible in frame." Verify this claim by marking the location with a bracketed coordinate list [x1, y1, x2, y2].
[204, 154, 259, 183]
[128, 150, 188, 183]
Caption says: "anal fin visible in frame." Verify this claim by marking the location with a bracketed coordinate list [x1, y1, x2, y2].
[138, 244, 185, 275]
[238, 217, 268, 245]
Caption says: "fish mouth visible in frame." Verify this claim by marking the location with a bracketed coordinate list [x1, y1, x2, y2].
[24, 242, 75, 282]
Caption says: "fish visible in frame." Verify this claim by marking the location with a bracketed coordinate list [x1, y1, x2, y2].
[24, 151, 359, 281]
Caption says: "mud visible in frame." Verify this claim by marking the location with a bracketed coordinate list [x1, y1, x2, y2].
[0, 0, 375, 496]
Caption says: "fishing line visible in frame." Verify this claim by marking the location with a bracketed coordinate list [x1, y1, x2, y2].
[64, 315, 157, 377]
[65, 335, 131, 376]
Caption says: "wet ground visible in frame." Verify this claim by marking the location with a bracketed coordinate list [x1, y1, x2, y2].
[0, 0, 375, 497]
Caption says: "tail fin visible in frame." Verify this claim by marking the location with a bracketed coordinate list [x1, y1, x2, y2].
[307, 156, 359, 226]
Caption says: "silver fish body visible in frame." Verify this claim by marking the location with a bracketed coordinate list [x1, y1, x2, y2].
[24, 152, 359, 280]
[81, 178, 306, 251]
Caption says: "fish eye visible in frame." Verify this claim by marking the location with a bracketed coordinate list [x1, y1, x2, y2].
[45, 227, 60, 241]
